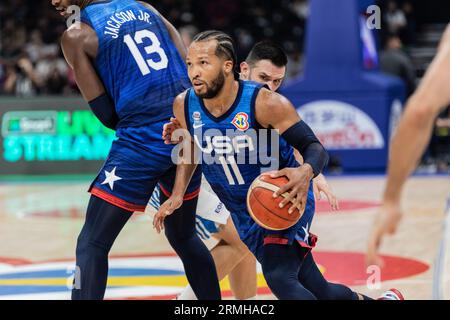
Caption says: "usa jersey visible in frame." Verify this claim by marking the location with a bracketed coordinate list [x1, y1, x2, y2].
[81, 0, 190, 127]
[184, 80, 315, 243]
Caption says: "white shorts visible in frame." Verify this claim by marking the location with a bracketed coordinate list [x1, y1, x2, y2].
[147, 177, 231, 248]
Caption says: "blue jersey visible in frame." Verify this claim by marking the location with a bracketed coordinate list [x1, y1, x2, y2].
[81, 0, 190, 128]
[185, 80, 313, 239]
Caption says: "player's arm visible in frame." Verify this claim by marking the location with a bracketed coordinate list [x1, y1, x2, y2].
[255, 89, 329, 213]
[61, 24, 119, 130]
[137, 1, 187, 59]
[162, 117, 182, 144]
[383, 26, 450, 204]
[153, 91, 199, 233]
[169, 91, 199, 198]
[367, 23, 450, 266]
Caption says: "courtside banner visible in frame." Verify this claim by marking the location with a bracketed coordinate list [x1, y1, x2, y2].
[0, 97, 115, 175]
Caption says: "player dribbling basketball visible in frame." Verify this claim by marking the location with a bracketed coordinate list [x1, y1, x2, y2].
[154, 30, 403, 300]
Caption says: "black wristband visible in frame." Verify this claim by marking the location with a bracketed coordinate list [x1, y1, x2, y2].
[281, 121, 329, 177]
[302, 142, 329, 177]
[88, 93, 119, 130]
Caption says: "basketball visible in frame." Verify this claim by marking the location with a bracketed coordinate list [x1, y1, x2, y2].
[246, 173, 303, 231]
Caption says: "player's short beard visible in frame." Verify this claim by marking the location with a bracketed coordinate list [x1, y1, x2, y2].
[197, 71, 225, 99]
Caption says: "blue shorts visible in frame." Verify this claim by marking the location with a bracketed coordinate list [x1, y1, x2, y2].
[234, 187, 317, 264]
[89, 121, 201, 212]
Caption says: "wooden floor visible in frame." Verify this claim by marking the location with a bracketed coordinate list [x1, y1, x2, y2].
[0, 175, 448, 300]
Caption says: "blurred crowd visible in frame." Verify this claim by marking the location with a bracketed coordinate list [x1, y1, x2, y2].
[0, 0, 77, 96]
[0, 0, 308, 97]
[0, 0, 421, 98]
[154, 0, 308, 79]
[381, 0, 416, 46]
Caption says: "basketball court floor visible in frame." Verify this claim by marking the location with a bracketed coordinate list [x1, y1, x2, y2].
[0, 174, 448, 300]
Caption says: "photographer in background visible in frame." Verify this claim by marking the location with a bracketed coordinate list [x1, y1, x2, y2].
[2, 54, 43, 97]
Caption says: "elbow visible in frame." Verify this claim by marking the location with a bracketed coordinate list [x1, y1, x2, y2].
[404, 96, 436, 129]
[99, 115, 119, 130]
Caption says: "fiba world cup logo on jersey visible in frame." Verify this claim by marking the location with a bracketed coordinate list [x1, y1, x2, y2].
[231, 112, 250, 131]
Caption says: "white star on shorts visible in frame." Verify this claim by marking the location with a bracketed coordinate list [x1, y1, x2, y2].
[302, 223, 310, 244]
[101, 167, 122, 190]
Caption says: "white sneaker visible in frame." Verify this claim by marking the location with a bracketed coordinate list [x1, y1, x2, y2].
[378, 288, 405, 300]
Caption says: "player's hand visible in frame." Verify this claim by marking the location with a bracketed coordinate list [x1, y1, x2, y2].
[313, 174, 339, 211]
[270, 164, 314, 215]
[153, 195, 183, 233]
[366, 200, 403, 267]
[162, 117, 182, 144]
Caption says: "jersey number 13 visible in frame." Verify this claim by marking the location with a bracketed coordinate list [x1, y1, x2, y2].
[124, 30, 169, 76]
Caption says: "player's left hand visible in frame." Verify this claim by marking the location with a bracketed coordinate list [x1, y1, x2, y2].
[313, 174, 339, 210]
[153, 195, 183, 233]
[270, 165, 314, 215]
[366, 200, 403, 267]
[162, 117, 182, 144]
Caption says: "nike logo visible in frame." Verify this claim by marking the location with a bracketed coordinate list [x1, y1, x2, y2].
[193, 123, 205, 129]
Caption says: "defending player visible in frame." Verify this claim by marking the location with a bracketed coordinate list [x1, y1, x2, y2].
[52, 0, 220, 299]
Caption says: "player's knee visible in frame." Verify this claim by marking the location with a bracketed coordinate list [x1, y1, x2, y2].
[76, 238, 109, 260]
[164, 227, 200, 255]
[264, 268, 283, 285]
[164, 226, 195, 245]
[235, 240, 251, 255]
[308, 281, 356, 300]
[322, 283, 357, 300]
[263, 267, 295, 292]
[408, 96, 437, 125]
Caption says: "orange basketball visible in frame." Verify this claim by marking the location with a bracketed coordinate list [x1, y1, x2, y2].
[246, 173, 303, 231]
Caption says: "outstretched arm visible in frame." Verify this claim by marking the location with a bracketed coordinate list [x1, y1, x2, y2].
[367, 23, 450, 266]
[384, 25, 450, 204]
[153, 91, 199, 233]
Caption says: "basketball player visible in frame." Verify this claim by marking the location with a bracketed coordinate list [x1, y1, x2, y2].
[153, 41, 339, 300]
[154, 30, 402, 300]
[52, 0, 220, 300]
[367, 24, 450, 266]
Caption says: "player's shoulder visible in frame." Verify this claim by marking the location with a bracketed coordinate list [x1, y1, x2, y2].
[254, 86, 294, 128]
[61, 23, 95, 47]
[174, 89, 190, 108]
[256, 86, 289, 108]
